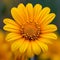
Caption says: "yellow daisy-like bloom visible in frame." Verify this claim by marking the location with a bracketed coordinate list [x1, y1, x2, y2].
[3, 3, 57, 57]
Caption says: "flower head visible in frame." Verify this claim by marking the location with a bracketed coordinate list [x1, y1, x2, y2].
[3, 3, 57, 57]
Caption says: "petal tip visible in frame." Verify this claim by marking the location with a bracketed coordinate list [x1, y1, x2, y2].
[18, 3, 25, 8]
[26, 3, 33, 7]
[11, 7, 17, 14]
[44, 7, 51, 11]
[3, 18, 9, 24]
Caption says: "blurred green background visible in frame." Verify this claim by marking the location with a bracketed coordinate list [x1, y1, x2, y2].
[0, 0, 59, 34]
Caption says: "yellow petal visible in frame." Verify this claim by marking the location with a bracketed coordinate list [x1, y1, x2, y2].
[36, 7, 50, 23]
[6, 33, 21, 41]
[40, 13, 56, 25]
[3, 18, 19, 27]
[31, 41, 41, 55]
[3, 25, 20, 33]
[26, 3, 33, 22]
[11, 39, 24, 51]
[18, 3, 29, 23]
[39, 38, 52, 44]
[11, 7, 26, 25]
[41, 24, 57, 33]
[40, 33, 57, 40]
[26, 42, 34, 58]
[4, 24, 20, 30]
[19, 40, 29, 53]
[34, 4, 42, 23]
[36, 40, 48, 52]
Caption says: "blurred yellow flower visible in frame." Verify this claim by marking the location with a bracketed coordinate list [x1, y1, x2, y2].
[0, 30, 5, 44]
[0, 43, 12, 60]
[47, 39, 60, 60]
[39, 37, 60, 60]
[3, 3, 57, 57]
[0, 30, 12, 60]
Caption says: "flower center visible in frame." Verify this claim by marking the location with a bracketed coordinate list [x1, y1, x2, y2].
[21, 22, 40, 40]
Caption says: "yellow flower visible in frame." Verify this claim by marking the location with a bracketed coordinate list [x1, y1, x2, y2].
[39, 37, 60, 60]
[0, 30, 12, 60]
[0, 43, 12, 60]
[0, 30, 5, 44]
[47, 39, 60, 57]
[3, 3, 57, 57]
